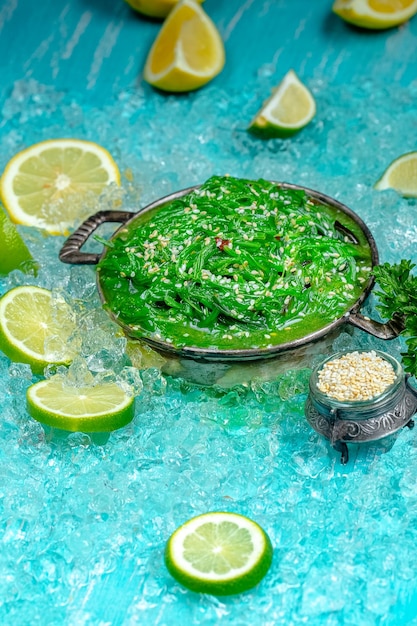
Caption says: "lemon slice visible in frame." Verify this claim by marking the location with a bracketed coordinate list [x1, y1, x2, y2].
[0, 286, 77, 374]
[0, 206, 38, 276]
[375, 152, 417, 197]
[165, 512, 273, 595]
[27, 376, 135, 432]
[248, 70, 316, 138]
[125, 0, 204, 18]
[332, 0, 417, 29]
[143, 0, 225, 93]
[0, 139, 121, 235]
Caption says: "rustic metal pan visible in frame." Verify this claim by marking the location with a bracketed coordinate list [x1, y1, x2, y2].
[59, 182, 404, 366]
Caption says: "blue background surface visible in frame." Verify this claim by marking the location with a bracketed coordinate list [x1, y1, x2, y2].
[1, 0, 416, 105]
[2, 2, 417, 625]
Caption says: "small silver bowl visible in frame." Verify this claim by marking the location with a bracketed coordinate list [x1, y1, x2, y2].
[305, 350, 417, 464]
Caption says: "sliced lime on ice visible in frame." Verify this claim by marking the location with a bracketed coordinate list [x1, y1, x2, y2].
[165, 511, 273, 595]
[0, 285, 76, 374]
[27, 376, 135, 432]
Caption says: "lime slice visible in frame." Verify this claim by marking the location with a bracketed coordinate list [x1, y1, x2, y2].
[143, 0, 225, 93]
[0, 206, 38, 276]
[375, 152, 417, 197]
[333, 0, 417, 30]
[249, 70, 316, 138]
[164, 512, 273, 595]
[0, 139, 121, 235]
[125, 0, 204, 18]
[0, 286, 77, 374]
[27, 376, 135, 432]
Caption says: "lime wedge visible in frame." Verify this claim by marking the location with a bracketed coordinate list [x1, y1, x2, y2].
[0, 206, 37, 275]
[375, 152, 417, 197]
[27, 376, 135, 432]
[249, 69, 316, 138]
[165, 512, 273, 595]
[0, 139, 121, 235]
[0, 286, 77, 373]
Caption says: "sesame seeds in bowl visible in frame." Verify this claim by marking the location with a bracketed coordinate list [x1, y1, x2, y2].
[305, 349, 415, 464]
[317, 350, 398, 402]
[312, 349, 403, 407]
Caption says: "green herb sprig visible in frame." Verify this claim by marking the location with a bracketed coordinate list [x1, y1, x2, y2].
[373, 259, 417, 376]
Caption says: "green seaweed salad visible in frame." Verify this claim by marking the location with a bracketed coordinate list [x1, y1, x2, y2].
[97, 175, 373, 351]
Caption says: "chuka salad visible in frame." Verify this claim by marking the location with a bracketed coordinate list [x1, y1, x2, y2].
[98, 175, 373, 351]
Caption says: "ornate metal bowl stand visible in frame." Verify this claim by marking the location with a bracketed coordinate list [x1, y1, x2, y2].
[305, 351, 417, 464]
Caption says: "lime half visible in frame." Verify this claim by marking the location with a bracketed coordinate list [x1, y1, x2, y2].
[165, 511, 273, 595]
[375, 151, 417, 197]
[0, 286, 77, 373]
[27, 376, 135, 432]
[249, 69, 316, 138]
[0, 207, 37, 276]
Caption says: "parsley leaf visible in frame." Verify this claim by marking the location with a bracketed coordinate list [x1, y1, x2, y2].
[373, 260, 417, 376]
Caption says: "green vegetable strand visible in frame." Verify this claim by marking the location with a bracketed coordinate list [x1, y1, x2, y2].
[98, 175, 372, 350]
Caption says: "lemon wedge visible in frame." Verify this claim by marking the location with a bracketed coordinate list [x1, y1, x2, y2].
[125, 0, 204, 18]
[332, 0, 417, 29]
[375, 152, 417, 197]
[0, 139, 121, 235]
[143, 0, 225, 93]
[249, 70, 316, 138]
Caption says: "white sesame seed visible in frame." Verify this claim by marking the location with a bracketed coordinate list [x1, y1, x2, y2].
[317, 351, 396, 402]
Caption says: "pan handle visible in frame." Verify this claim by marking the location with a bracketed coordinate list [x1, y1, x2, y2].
[59, 210, 133, 265]
[347, 311, 405, 340]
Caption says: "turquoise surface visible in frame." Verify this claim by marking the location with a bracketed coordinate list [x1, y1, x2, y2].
[2, 0, 417, 102]
[2, 2, 417, 625]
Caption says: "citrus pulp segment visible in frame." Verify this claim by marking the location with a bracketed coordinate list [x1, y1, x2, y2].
[143, 0, 225, 92]
[164, 512, 273, 595]
[27, 376, 135, 432]
[125, 0, 204, 18]
[374, 152, 417, 197]
[249, 70, 316, 138]
[0, 139, 121, 235]
[0, 207, 38, 275]
[0, 286, 77, 374]
[332, 0, 417, 29]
